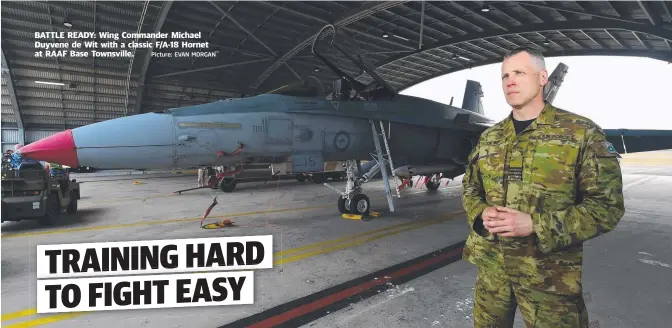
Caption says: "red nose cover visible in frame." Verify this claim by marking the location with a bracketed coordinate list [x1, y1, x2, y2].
[19, 129, 78, 167]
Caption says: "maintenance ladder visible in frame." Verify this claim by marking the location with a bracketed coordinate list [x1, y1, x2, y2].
[369, 119, 400, 213]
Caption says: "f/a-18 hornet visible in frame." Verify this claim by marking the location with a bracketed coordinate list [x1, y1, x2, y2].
[18, 25, 672, 216]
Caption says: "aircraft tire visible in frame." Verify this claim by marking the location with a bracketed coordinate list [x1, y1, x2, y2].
[426, 180, 440, 191]
[350, 194, 370, 216]
[312, 173, 325, 184]
[337, 196, 348, 214]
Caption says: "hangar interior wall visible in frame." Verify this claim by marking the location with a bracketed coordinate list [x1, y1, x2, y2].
[1, 129, 59, 152]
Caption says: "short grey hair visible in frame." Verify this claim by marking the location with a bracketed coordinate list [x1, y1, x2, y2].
[504, 46, 546, 71]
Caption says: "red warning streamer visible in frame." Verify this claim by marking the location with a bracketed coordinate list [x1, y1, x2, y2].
[200, 196, 219, 228]
[217, 143, 245, 157]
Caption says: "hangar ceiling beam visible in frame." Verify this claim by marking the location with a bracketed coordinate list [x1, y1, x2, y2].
[636, 1, 671, 49]
[209, 1, 302, 82]
[418, 1, 425, 49]
[125, 0, 150, 116]
[603, 30, 625, 48]
[419, 2, 467, 34]
[1, 48, 25, 145]
[637, 1, 662, 26]
[134, 1, 173, 115]
[151, 58, 273, 79]
[374, 18, 672, 73]
[404, 49, 671, 92]
[663, 2, 672, 22]
[631, 31, 649, 49]
[516, 2, 645, 25]
[248, 1, 409, 93]
[579, 30, 607, 49]
[264, 1, 414, 52]
[92, 1, 98, 122]
[449, 1, 507, 31]
[259, 2, 329, 24]
[344, 27, 414, 51]
[211, 44, 274, 59]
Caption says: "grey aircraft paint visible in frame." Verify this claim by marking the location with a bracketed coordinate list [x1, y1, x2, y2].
[18, 24, 672, 215]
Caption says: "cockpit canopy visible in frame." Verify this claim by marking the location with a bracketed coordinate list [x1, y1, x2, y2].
[265, 79, 325, 98]
[263, 76, 393, 102]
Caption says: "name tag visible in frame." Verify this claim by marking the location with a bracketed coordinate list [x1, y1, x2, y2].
[536, 134, 573, 141]
[507, 166, 523, 181]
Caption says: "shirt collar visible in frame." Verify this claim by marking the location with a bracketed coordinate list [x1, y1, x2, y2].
[501, 101, 556, 137]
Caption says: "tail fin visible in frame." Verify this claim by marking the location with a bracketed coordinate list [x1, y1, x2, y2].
[543, 62, 569, 104]
[462, 80, 484, 115]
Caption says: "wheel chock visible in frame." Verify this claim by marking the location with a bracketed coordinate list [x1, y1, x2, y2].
[133, 180, 144, 185]
[202, 219, 235, 229]
[341, 211, 382, 221]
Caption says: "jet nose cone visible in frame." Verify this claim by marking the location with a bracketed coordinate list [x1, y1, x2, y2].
[18, 129, 78, 167]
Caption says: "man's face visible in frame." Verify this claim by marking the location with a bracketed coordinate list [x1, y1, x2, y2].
[501, 52, 547, 108]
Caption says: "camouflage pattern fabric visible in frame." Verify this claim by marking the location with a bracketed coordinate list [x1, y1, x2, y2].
[461, 103, 625, 327]
[474, 266, 589, 327]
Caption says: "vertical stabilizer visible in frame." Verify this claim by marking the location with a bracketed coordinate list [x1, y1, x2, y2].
[462, 80, 484, 115]
[544, 63, 568, 104]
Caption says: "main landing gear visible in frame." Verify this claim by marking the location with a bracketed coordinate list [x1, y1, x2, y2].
[324, 120, 400, 217]
[323, 120, 453, 218]
[325, 160, 371, 216]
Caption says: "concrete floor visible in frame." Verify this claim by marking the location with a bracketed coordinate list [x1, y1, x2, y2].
[1, 164, 670, 328]
[308, 165, 672, 328]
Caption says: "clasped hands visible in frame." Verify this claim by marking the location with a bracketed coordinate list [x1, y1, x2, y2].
[481, 206, 534, 237]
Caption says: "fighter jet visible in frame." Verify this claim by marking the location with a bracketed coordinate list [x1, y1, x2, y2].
[17, 25, 672, 216]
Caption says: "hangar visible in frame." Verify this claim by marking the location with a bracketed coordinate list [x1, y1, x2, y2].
[2, 0, 671, 149]
[2, 2, 672, 328]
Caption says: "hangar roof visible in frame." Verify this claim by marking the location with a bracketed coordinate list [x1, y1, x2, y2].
[1, 1, 671, 131]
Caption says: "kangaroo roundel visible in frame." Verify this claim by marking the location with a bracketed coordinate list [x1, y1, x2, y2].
[333, 131, 350, 151]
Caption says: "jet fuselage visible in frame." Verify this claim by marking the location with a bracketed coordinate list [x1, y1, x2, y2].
[62, 92, 488, 176]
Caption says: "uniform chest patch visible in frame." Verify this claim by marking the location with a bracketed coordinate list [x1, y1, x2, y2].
[506, 166, 523, 181]
[536, 134, 573, 141]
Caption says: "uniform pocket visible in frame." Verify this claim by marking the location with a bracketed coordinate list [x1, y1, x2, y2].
[530, 140, 580, 192]
[535, 246, 584, 296]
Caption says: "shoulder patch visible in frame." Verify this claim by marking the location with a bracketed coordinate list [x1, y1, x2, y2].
[590, 141, 621, 158]
[603, 141, 618, 154]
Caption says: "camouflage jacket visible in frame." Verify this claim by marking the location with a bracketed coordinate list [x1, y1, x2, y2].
[461, 103, 625, 295]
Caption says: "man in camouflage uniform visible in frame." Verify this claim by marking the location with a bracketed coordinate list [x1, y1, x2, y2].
[461, 47, 625, 327]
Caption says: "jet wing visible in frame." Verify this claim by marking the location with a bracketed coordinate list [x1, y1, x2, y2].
[604, 129, 672, 153]
[452, 113, 495, 131]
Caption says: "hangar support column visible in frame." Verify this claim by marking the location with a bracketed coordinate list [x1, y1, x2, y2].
[133, 1, 174, 115]
[1, 48, 25, 145]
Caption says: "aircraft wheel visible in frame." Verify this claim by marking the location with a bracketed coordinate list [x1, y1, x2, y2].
[426, 180, 440, 191]
[219, 179, 237, 193]
[349, 194, 370, 216]
[66, 191, 78, 213]
[296, 174, 306, 182]
[337, 196, 349, 214]
[312, 173, 325, 184]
